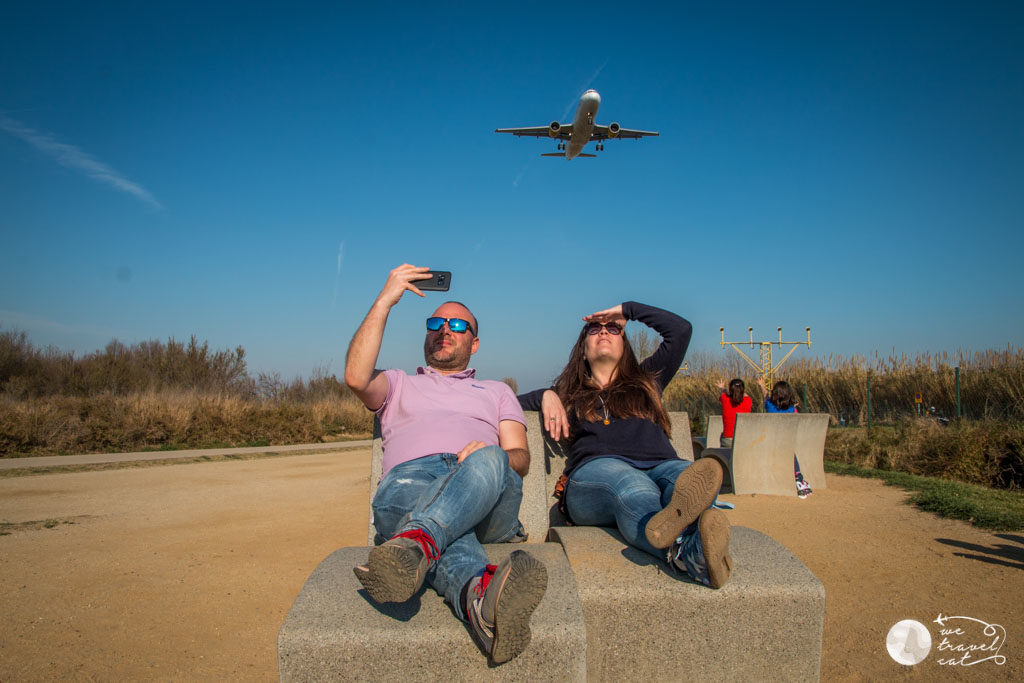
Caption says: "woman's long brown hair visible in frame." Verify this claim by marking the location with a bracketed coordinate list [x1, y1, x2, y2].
[552, 326, 671, 436]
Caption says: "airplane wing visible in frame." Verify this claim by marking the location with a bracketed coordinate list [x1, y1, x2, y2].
[495, 125, 573, 141]
[591, 125, 659, 141]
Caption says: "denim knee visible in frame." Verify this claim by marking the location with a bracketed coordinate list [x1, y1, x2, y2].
[461, 445, 508, 486]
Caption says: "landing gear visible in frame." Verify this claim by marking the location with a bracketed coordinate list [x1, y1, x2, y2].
[596, 143, 604, 152]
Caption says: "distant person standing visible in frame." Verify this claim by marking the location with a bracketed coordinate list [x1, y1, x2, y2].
[716, 378, 752, 448]
[759, 378, 813, 498]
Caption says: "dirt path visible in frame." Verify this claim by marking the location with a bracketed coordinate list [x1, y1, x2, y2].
[0, 451, 1020, 680]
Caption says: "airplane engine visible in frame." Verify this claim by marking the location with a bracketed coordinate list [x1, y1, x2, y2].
[607, 122, 621, 138]
[547, 121, 561, 138]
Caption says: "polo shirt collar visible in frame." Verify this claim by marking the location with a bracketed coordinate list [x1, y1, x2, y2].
[417, 366, 476, 379]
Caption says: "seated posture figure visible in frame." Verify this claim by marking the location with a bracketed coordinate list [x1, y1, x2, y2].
[717, 377, 752, 448]
[345, 264, 547, 664]
[760, 378, 813, 498]
[519, 302, 733, 588]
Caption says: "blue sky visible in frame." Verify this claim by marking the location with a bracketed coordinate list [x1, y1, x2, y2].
[2, 2, 1022, 391]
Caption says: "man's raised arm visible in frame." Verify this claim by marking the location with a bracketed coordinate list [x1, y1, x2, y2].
[344, 264, 430, 411]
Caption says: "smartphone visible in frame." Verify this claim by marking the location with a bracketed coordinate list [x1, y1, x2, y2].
[414, 270, 451, 291]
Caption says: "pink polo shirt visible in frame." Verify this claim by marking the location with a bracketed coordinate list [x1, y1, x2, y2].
[376, 366, 526, 476]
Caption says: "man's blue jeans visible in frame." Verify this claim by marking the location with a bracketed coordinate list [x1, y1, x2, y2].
[371, 446, 524, 618]
[565, 456, 694, 559]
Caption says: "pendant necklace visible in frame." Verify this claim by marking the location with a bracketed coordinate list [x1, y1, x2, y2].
[598, 395, 610, 425]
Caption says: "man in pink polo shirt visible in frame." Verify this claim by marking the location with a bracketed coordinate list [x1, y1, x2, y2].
[344, 264, 547, 665]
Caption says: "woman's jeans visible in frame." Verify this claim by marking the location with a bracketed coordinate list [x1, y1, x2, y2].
[371, 446, 524, 618]
[566, 457, 694, 559]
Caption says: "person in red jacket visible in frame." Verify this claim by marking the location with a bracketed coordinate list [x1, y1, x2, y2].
[717, 378, 752, 448]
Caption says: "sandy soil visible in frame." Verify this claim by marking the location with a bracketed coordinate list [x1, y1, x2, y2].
[0, 450, 1020, 681]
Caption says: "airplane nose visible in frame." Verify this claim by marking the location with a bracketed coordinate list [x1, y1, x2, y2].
[583, 89, 601, 106]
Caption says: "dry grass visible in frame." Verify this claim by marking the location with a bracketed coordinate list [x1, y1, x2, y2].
[825, 420, 1024, 489]
[0, 391, 373, 456]
[663, 346, 1024, 424]
[660, 348, 1024, 491]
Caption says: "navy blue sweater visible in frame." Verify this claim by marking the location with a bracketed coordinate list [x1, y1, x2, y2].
[518, 302, 691, 475]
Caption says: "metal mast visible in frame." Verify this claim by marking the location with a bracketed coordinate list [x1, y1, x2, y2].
[719, 326, 812, 389]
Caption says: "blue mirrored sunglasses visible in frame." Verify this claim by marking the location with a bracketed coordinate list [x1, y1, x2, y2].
[426, 317, 476, 336]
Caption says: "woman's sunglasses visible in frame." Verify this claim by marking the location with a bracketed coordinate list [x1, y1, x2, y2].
[585, 322, 623, 336]
[426, 317, 476, 336]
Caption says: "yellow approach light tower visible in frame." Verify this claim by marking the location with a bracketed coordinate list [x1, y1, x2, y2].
[719, 326, 812, 390]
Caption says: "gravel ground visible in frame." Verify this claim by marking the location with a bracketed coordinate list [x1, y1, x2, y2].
[0, 449, 1019, 681]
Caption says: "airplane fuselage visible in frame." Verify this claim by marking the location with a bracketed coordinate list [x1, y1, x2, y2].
[567, 89, 601, 159]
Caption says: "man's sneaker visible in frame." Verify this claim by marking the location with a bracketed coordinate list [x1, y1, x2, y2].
[466, 550, 548, 664]
[645, 458, 724, 549]
[353, 528, 439, 603]
[668, 508, 733, 589]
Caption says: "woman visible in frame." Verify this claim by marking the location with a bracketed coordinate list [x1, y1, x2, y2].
[759, 378, 813, 498]
[519, 302, 732, 588]
[762, 378, 798, 414]
[717, 378, 752, 448]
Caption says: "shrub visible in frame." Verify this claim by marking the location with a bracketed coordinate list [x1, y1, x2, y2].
[824, 419, 1024, 490]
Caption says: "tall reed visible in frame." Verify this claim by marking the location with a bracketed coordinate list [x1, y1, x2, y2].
[663, 347, 1024, 425]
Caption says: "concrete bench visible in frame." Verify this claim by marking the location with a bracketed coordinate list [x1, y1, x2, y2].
[528, 411, 824, 681]
[279, 416, 587, 681]
[278, 542, 586, 681]
[279, 410, 825, 681]
[698, 413, 829, 497]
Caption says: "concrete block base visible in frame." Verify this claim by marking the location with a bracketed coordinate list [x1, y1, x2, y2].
[278, 542, 586, 681]
[549, 525, 824, 682]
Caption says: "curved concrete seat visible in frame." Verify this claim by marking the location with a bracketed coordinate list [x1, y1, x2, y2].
[699, 413, 829, 496]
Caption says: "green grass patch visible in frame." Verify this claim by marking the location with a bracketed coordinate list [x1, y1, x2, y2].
[826, 460, 1024, 531]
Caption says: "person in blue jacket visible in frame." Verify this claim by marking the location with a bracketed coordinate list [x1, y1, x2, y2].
[760, 378, 813, 497]
[519, 302, 732, 589]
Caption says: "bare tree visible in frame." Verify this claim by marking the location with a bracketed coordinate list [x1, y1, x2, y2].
[628, 329, 660, 362]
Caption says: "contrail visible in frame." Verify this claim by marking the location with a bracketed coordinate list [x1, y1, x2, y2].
[331, 241, 345, 308]
[561, 60, 609, 121]
[512, 165, 527, 187]
[0, 115, 163, 210]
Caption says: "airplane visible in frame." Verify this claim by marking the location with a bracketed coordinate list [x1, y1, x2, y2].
[495, 89, 659, 159]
